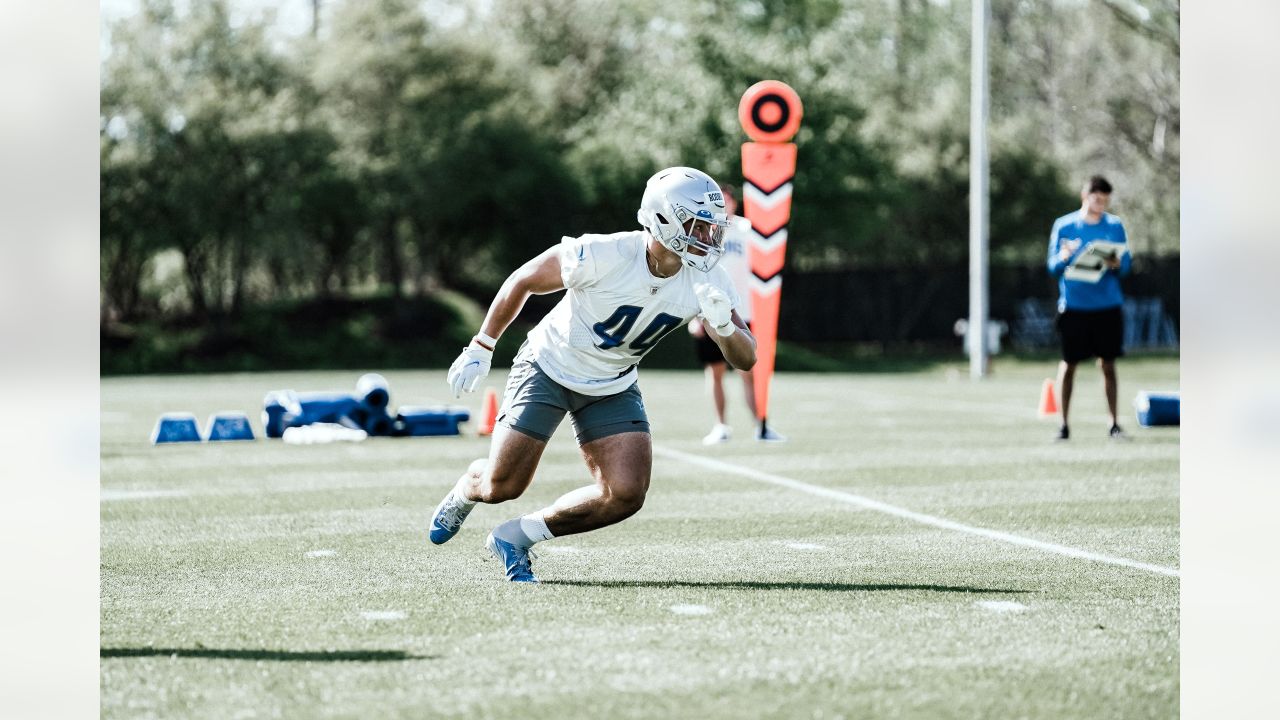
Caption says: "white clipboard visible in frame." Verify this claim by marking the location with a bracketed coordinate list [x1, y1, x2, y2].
[1064, 240, 1128, 283]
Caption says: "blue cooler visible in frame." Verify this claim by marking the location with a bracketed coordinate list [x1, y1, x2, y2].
[1134, 391, 1179, 427]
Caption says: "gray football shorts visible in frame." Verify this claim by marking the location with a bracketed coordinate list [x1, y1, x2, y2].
[497, 358, 651, 445]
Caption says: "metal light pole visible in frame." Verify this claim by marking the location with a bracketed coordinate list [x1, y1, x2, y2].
[969, 0, 991, 379]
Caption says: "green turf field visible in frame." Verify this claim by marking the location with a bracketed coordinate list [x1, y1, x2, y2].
[101, 357, 1179, 719]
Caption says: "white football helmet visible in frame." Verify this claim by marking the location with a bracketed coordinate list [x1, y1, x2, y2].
[636, 167, 730, 273]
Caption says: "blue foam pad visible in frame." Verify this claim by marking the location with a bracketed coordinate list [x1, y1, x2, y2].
[362, 409, 394, 437]
[1135, 391, 1179, 427]
[295, 392, 362, 425]
[205, 412, 256, 441]
[262, 375, 398, 439]
[151, 412, 202, 444]
[264, 390, 360, 436]
[393, 405, 471, 437]
[262, 390, 302, 438]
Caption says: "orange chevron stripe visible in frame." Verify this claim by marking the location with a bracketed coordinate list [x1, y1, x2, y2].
[744, 197, 793, 237]
[748, 238, 788, 279]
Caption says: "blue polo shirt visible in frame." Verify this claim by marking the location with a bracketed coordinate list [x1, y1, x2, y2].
[1046, 210, 1131, 312]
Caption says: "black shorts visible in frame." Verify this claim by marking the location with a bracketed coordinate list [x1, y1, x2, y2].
[693, 321, 754, 366]
[694, 331, 725, 365]
[1056, 306, 1125, 363]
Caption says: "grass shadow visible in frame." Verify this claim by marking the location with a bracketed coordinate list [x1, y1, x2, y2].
[541, 580, 1030, 594]
[100, 647, 434, 662]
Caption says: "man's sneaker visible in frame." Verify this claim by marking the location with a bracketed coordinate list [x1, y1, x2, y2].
[428, 489, 475, 545]
[756, 425, 787, 442]
[1108, 424, 1130, 441]
[702, 423, 731, 445]
[1054, 425, 1070, 442]
[485, 533, 538, 583]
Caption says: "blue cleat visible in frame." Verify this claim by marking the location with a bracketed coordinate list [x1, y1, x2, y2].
[485, 533, 538, 583]
[428, 490, 475, 545]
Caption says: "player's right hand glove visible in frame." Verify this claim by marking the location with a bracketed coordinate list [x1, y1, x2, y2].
[446, 343, 492, 398]
[695, 283, 736, 337]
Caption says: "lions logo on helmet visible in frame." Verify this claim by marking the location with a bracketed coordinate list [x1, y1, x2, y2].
[636, 167, 731, 273]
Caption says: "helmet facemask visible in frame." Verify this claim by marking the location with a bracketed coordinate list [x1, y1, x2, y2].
[637, 168, 731, 273]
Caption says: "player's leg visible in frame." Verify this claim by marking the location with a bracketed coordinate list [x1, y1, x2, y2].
[708, 361, 727, 422]
[1099, 307, 1127, 438]
[485, 432, 651, 583]
[1057, 360, 1077, 440]
[464, 425, 549, 503]
[1099, 358, 1119, 423]
[1099, 358, 1128, 438]
[544, 431, 651, 534]
[739, 367, 758, 418]
[486, 383, 650, 581]
[488, 430, 650, 584]
[1055, 310, 1084, 441]
[695, 329, 731, 444]
[429, 358, 566, 545]
[702, 361, 731, 444]
[428, 425, 547, 544]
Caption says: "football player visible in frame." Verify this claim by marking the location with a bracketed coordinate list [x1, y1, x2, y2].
[428, 167, 757, 582]
[688, 182, 786, 444]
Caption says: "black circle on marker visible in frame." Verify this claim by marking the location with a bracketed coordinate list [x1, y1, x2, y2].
[750, 93, 790, 133]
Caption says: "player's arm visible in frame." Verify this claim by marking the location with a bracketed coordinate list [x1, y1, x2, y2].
[475, 246, 566, 346]
[1047, 226, 1075, 277]
[708, 310, 757, 371]
[694, 282, 756, 370]
[447, 246, 565, 397]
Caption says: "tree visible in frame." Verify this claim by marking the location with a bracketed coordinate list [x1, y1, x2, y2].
[102, 0, 319, 318]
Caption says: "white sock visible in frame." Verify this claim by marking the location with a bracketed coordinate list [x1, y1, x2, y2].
[492, 512, 555, 549]
[452, 477, 477, 510]
[519, 513, 555, 544]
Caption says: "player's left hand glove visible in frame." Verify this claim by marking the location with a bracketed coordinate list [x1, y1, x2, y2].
[447, 343, 492, 398]
[695, 283, 736, 337]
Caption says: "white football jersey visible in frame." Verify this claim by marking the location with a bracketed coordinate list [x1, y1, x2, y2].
[719, 216, 753, 322]
[520, 230, 742, 396]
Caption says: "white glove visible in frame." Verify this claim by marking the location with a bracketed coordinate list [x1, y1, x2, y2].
[446, 343, 492, 398]
[695, 283, 736, 337]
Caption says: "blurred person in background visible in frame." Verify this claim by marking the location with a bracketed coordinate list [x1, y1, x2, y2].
[1047, 175, 1133, 441]
[428, 167, 756, 582]
[689, 183, 785, 444]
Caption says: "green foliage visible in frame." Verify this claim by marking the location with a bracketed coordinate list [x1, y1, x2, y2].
[101, 0, 1180, 368]
[102, 292, 471, 374]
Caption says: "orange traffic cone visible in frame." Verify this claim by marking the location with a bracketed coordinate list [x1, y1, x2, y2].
[478, 388, 499, 436]
[1038, 378, 1058, 418]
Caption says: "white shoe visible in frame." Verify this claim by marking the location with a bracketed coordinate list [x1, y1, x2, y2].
[756, 425, 787, 442]
[702, 423, 731, 445]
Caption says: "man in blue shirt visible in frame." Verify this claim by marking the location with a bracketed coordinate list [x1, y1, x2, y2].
[1046, 175, 1132, 441]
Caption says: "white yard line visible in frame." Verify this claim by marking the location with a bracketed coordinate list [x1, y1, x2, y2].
[654, 446, 1180, 578]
